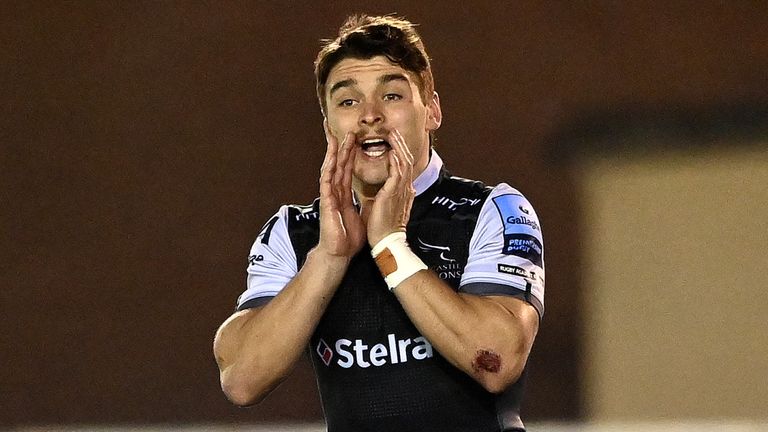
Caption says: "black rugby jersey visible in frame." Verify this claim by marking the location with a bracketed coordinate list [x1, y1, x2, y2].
[238, 151, 545, 432]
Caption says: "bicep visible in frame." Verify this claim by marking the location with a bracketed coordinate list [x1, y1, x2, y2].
[214, 306, 264, 366]
[485, 295, 539, 343]
[460, 293, 539, 344]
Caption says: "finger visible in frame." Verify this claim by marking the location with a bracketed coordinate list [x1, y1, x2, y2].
[387, 129, 403, 163]
[333, 132, 354, 196]
[388, 131, 414, 193]
[322, 120, 341, 171]
[397, 130, 417, 188]
[390, 129, 414, 166]
[321, 128, 339, 172]
[321, 140, 337, 186]
[341, 140, 357, 205]
[320, 136, 340, 208]
[335, 132, 355, 172]
[383, 150, 402, 192]
[323, 118, 335, 147]
[388, 132, 411, 189]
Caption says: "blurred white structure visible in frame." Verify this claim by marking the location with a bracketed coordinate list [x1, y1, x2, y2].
[577, 145, 768, 420]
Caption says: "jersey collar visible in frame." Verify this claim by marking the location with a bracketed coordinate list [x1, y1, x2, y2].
[413, 149, 443, 197]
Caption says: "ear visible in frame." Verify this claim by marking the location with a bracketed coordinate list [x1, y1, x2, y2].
[425, 91, 442, 132]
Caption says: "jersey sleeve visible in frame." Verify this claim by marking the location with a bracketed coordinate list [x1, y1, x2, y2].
[459, 183, 545, 318]
[236, 205, 298, 310]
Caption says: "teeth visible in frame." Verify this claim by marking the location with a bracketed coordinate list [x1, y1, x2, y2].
[363, 138, 385, 144]
[361, 137, 388, 157]
[364, 149, 386, 157]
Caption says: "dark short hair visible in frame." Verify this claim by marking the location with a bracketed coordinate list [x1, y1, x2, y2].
[314, 14, 434, 115]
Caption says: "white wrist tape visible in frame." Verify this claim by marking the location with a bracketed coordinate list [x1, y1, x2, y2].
[371, 232, 428, 291]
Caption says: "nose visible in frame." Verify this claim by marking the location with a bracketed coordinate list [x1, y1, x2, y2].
[359, 100, 384, 127]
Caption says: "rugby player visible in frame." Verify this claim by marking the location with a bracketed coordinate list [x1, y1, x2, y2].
[214, 14, 545, 432]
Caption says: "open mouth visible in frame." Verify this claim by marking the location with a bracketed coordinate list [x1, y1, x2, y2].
[360, 138, 391, 158]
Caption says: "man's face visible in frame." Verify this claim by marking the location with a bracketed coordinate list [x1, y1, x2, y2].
[324, 56, 441, 190]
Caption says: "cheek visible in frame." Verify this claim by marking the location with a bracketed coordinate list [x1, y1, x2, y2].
[388, 106, 424, 131]
[326, 119, 349, 141]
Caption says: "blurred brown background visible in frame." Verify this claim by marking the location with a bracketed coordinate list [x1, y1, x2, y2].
[2, 1, 767, 428]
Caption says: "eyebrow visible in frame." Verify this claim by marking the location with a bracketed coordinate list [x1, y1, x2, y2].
[379, 73, 409, 85]
[328, 73, 411, 97]
[329, 79, 356, 97]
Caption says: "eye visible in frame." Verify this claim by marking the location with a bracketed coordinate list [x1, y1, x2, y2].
[383, 93, 402, 101]
[338, 99, 357, 107]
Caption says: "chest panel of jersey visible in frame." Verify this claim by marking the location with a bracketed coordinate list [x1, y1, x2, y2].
[284, 174, 525, 431]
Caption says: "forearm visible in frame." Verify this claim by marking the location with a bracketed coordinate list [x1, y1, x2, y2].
[214, 248, 348, 406]
[392, 270, 538, 393]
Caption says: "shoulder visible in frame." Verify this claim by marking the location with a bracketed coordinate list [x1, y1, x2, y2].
[423, 172, 493, 215]
[481, 183, 542, 235]
[268, 199, 321, 262]
[280, 198, 321, 226]
[435, 174, 537, 216]
[252, 198, 320, 250]
[440, 172, 493, 197]
[254, 197, 320, 229]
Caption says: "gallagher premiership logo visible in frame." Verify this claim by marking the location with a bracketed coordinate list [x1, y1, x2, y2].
[492, 194, 543, 266]
[505, 215, 540, 231]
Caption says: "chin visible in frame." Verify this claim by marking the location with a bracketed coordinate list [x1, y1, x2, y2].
[353, 170, 388, 193]
[356, 174, 387, 188]
[354, 161, 389, 186]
